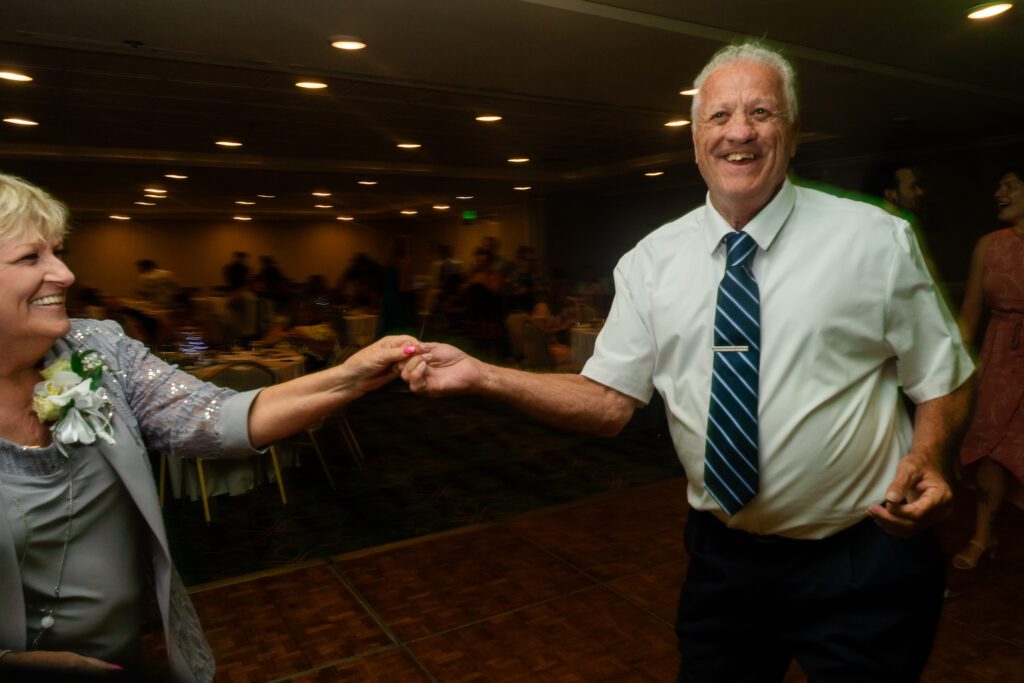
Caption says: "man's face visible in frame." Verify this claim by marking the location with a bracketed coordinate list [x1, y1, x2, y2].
[693, 60, 796, 219]
[887, 168, 925, 214]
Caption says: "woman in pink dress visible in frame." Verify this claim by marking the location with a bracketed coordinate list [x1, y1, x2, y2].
[955, 168, 1024, 569]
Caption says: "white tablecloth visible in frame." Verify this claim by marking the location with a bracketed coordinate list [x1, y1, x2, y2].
[168, 352, 305, 500]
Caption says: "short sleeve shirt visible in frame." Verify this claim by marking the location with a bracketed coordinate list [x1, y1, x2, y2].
[582, 180, 973, 538]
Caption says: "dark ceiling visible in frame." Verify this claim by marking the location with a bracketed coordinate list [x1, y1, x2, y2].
[1, 0, 1021, 221]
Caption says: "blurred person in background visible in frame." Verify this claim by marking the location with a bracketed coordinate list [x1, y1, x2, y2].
[954, 167, 1024, 569]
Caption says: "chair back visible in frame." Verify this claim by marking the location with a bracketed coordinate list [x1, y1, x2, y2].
[521, 320, 553, 370]
[505, 312, 530, 360]
[205, 361, 278, 391]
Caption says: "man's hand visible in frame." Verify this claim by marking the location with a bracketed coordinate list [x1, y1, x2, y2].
[399, 342, 485, 396]
[866, 452, 953, 537]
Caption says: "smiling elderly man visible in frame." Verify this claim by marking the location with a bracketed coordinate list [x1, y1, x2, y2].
[401, 41, 974, 681]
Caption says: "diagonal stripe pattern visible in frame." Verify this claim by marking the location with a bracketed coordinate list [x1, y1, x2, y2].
[704, 231, 760, 515]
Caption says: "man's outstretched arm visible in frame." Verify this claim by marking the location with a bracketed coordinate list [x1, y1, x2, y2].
[401, 342, 638, 437]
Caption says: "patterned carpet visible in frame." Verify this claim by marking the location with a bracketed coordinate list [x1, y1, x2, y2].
[164, 386, 682, 586]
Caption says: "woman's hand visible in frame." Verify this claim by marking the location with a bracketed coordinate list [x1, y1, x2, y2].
[1, 650, 123, 674]
[336, 335, 420, 396]
[246, 335, 422, 448]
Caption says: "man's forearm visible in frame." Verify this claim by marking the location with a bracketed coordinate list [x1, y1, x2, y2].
[910, 375, 975, 469]
[477, 365, 637, 437]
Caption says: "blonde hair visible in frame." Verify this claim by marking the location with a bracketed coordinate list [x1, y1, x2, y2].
[690, 41, 798, 131]
[0, 172, 70, 245]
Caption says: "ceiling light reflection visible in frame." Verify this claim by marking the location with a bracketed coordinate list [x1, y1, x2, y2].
[331, 36, 367, 50]
[967, 2, 1013, 18]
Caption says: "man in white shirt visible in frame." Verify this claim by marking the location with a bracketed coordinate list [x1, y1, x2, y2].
[400, 41, 973, 681]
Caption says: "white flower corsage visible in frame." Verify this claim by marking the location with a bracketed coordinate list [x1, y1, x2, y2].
[33, 349, 116, 457]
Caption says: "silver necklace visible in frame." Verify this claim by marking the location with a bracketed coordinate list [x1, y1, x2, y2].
[0, 460, 75, 649]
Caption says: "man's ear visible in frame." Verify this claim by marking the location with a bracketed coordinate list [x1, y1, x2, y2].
[884, 188, 897, 205]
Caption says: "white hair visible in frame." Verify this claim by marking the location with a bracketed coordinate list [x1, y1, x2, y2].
[0, 172, 69, 245]
[689, 41, 798, 130]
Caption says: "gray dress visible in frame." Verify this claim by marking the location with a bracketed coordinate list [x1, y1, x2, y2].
[0, 320, 262, 681]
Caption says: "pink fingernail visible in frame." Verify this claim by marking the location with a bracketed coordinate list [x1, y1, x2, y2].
[110, 664, 125, 671]
[403, 344, 416, 355]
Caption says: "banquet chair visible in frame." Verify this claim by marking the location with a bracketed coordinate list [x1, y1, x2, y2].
[521, 319, 574, 372]
[505, 312, 529, 364]
[283, 343, 364, 477]
[160, 361, 286, 524]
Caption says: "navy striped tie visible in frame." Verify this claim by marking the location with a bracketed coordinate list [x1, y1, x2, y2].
[704, 231, 760, 515]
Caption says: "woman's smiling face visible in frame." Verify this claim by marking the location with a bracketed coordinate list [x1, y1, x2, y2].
[0, 233, 76, 345]
[995, 173, 1024, 226]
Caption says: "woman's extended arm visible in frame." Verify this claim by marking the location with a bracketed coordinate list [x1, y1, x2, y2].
[958, 235, 988, 348]
[246, 335, 414, 447]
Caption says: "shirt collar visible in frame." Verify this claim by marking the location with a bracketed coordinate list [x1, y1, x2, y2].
[702, 178, 797, 254]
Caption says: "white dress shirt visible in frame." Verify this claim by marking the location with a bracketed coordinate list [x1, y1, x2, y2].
[582, 179, 973, 538]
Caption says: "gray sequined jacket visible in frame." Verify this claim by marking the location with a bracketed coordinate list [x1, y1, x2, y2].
[0, 320, 262, 681]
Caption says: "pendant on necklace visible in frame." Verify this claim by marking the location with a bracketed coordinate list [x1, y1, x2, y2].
[41, 614, 55, 629]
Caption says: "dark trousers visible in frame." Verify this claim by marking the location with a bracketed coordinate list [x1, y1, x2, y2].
[676, 511, 945, 682]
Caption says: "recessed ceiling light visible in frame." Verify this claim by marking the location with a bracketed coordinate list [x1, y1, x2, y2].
[358, 180, 378, 185]
[0, 71, 32, 82]
[144, 194, 166, 199]
[236, 200, 255, 205]
[109, 215, 131, 220]
[967, 2, 1013, 18]
[513, 186, 531, 191]
[295, 81, 328, 89]
[396, 143, 422, 149]
[645, 171, 665, 177]
[330, 36, 367, 50]
[215, 140, 243, 147]
[312, 191, 332, 197]
[134, 201, 156, 206]
[143, 187, 166, 194]
[336, 215, 354, 221]
[400, 210, 418, 215]
[257, 194, 275, 198]
[164, 174, 188, 180]
[665, 119, 691, 127]
[233, 216, 252, 221]
[678, 88, 699, 96]
[508, 157, 530, 163]
[314, 204, 333, 209]
[3, 117, 38, 126]
[475, 115, 502, 122]
[433, 204, 450, 210]
[456, 195, 474, 200]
